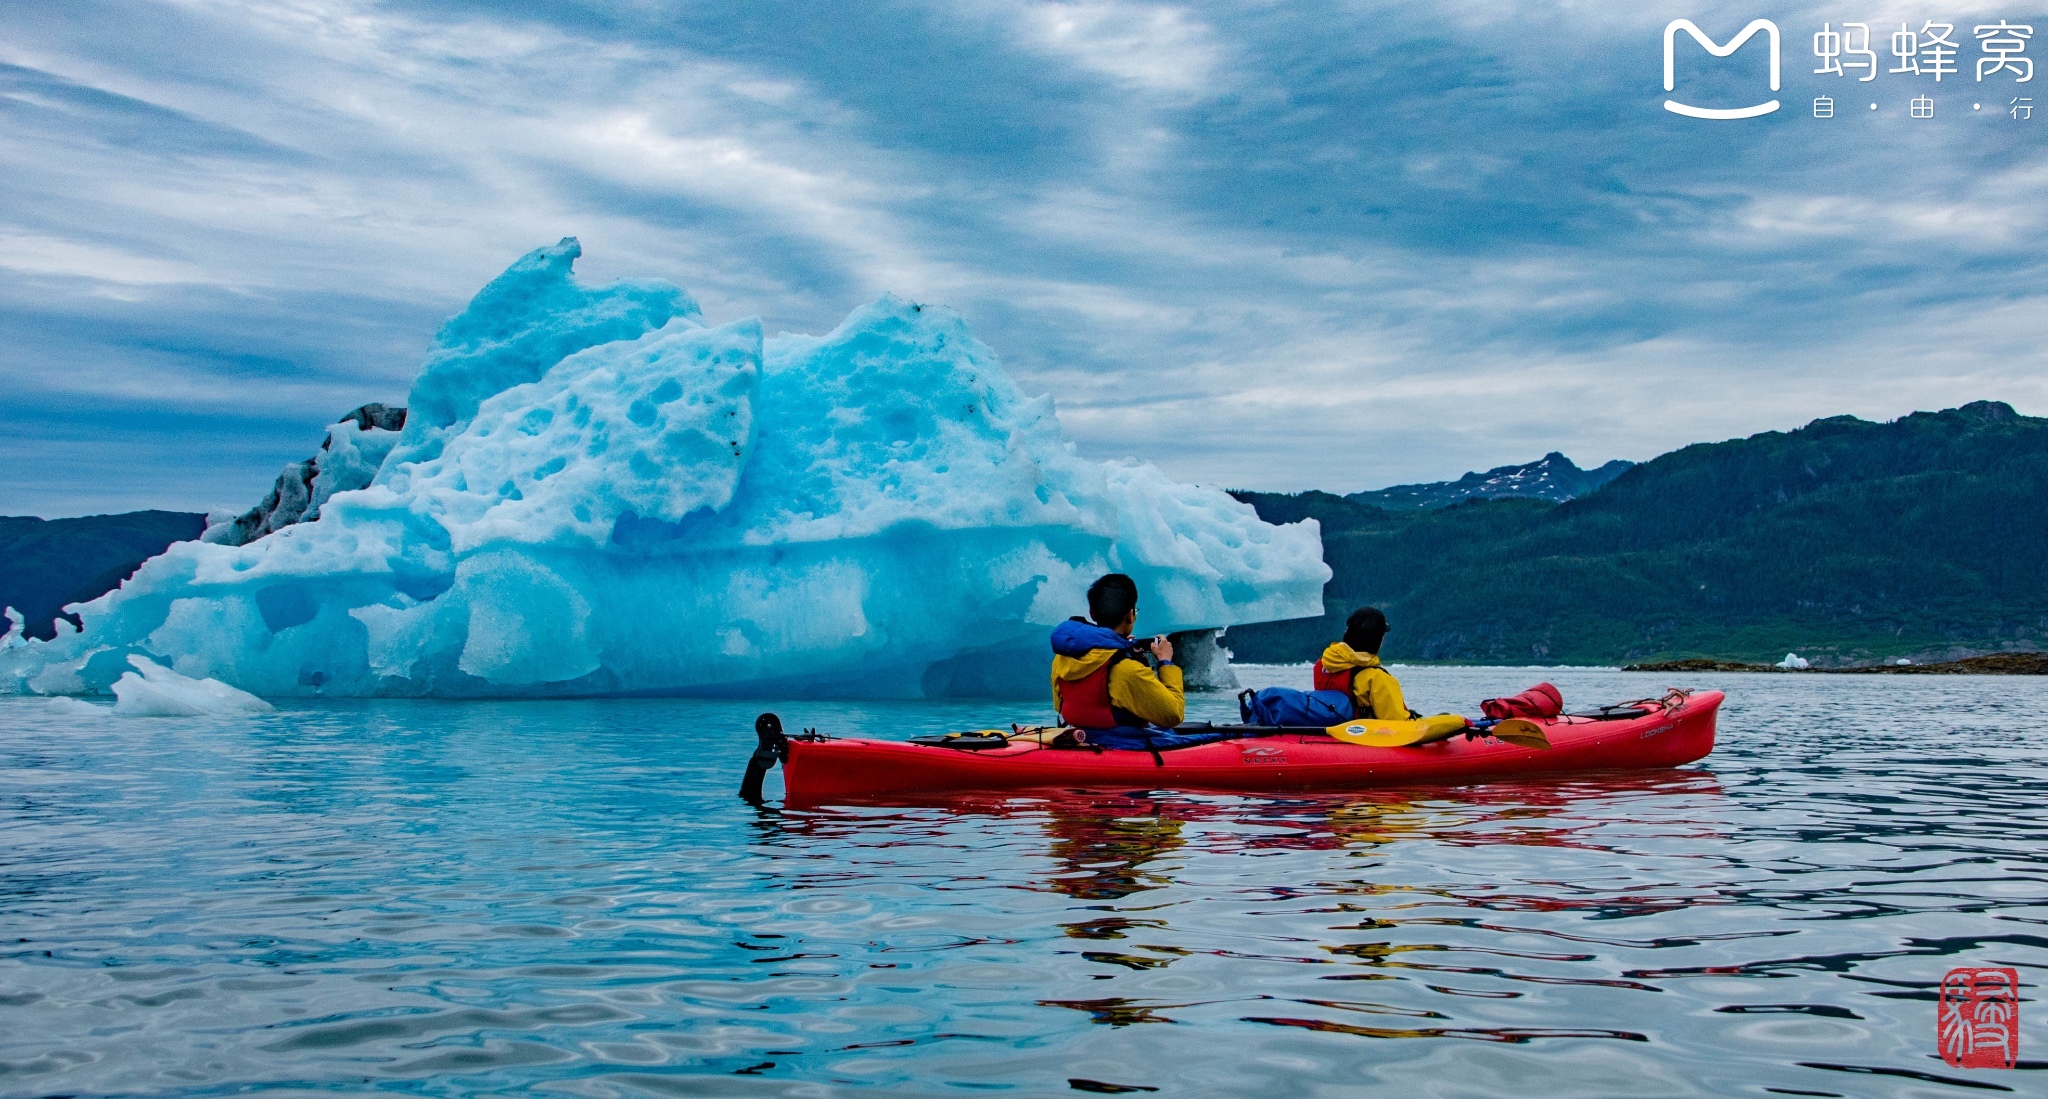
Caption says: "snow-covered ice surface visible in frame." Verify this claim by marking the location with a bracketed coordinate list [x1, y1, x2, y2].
[111, 656, 275, 716]
[2, 240, 1326, 699]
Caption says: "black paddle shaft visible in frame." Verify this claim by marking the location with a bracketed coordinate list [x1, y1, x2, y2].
[738, 712, 789, 804]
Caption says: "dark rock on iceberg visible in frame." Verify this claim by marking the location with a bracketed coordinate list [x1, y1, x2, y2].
[339, 403, 407, 433]
[203, 404, 407, 546]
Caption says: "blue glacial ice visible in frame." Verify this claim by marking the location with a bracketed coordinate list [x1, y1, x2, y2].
[2, 239, 1327, 699]
[111, 656, 274, 716]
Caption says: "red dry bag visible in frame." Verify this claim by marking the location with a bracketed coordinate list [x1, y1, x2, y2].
[1481, 682, 1563, 720]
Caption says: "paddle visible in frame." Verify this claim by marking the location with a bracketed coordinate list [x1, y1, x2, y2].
[1322, 715, 1552, 750]
[911, 718, 1554, 754]
[908, 729, 1014, 750]
[1484, 717, 1552, 750]
[1323, 713, 1468, 748]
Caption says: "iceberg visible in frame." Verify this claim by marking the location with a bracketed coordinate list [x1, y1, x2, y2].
[111, 656, 275, 716]
[1, 239, 1327, 699]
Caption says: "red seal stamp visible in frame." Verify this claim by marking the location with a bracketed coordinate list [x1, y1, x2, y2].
[1938, 967, 2020, 1069]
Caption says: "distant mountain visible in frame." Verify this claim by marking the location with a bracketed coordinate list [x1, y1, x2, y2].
[1, 511, 206, 641]
[1349, 452, 1633, 510]
[1228, 401, 2048, 667]
[0, 403, 408, 644]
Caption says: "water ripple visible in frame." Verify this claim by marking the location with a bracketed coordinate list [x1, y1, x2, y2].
[5, 670, 2047, 1096]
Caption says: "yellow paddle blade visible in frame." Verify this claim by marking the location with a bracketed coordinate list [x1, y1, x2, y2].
[1410, 715, 1474, 745]
[1326, 713, 1470, 748]
[1489, 718, 1552, 750]
[1325, 720, 1430, 747]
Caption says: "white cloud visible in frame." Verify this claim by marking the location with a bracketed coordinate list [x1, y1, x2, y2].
[1004, 1, 1225, 96]
[0, 231, 220, 287]
[1, 0, 2045, 515]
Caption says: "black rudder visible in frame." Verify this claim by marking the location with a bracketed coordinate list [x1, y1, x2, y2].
[739, 712, 789, 803]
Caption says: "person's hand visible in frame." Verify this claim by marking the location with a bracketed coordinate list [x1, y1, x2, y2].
[1149, 635, 1174, 662]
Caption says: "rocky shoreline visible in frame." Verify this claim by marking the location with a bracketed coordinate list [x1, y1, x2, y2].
[1623, 653, 2048, 675]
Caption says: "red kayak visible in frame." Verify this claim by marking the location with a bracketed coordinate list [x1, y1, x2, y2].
[756, 690, 1722, 805]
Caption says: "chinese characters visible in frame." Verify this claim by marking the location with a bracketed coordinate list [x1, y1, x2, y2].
[1977, 22, 2034, 80]
[1814, 22, 1879, 79]
[1816, 20, 2033, 82]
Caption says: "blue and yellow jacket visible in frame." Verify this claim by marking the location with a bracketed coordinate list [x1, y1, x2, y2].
[1049, 618, 1186, 729]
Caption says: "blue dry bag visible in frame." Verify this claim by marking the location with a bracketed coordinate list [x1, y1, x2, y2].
[1237, 687, 1354, 726]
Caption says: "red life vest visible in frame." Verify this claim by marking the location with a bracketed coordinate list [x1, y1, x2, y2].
[1312, 663, 1356, 695]
[1057, 650, 1144, 729]
[1313, 663, 1362, 717]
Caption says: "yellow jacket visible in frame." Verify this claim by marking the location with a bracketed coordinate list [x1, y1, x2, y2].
[1051, 648, 1186, 728]
[1318, 642, 1412, 720]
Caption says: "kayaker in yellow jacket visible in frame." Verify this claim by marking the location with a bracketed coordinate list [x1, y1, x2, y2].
[1049, 573, 1185, 732]
[1315, 607, 1419, 720]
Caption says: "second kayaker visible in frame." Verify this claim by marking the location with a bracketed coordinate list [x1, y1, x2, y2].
[1050, 573, 1186, 743]
[1315, 607, 1421, 720]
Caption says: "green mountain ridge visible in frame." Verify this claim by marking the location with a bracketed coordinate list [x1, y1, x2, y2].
[1225, 401, 2048, 667]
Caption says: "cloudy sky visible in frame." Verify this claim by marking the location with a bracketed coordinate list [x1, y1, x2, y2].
[4, 0, 2045, 516]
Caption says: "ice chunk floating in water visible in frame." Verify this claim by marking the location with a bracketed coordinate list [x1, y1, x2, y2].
[1, 239, 1327, 699]
[112, 657, 275, 716]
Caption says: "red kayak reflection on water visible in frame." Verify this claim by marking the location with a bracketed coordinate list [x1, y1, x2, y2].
[760, 768, 1730, 906]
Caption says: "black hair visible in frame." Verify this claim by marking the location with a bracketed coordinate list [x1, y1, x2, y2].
[1087, 573, 1139, 628]
[1343, 607, 1388, 654]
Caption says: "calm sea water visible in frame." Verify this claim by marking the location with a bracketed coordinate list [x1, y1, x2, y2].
[4, 666, 2045, 1098]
